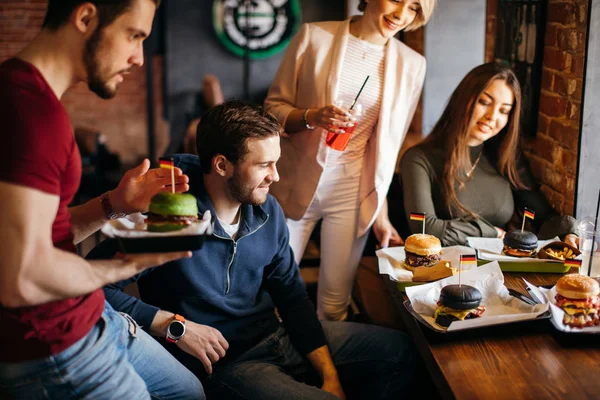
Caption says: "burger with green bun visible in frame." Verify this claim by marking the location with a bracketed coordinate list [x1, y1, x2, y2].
[147, 192, 199, 232]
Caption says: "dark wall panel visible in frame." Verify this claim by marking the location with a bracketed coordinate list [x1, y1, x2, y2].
[164, 0, 344, 153]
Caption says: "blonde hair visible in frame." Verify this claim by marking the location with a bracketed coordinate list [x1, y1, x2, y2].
[358, 0, 436, 31]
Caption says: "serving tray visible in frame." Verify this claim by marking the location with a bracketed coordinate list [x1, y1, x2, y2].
[403, 300, 551, 333]
[115, 234, 205, 253]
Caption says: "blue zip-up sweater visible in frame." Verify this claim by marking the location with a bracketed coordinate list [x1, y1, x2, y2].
[94, 154, 327, 372]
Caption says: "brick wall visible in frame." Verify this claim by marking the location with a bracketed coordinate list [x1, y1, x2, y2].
[485, 0, 588, 216]
[0, 0, 169, 166]
[485, 0, 498, 62]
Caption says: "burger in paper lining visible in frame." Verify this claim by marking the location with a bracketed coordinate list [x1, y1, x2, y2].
[403, 234, 443, 270]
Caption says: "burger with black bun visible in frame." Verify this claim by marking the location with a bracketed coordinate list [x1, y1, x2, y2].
[502, 230, 538, 257]
[434, 284, 486, 327]
[404, 234, 442, 271]
[555, 274, 600, 328]
[146, 192, 199, 232]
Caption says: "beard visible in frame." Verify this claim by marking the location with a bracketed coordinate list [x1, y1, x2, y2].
[84, 28, 119, 99]
[227, 169, 269, 206]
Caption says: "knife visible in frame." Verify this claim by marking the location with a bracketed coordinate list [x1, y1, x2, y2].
[524, 286, 545, 305]
[508, 288, 537, 306]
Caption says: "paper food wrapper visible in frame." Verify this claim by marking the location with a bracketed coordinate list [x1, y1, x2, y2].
[405, 261, 549, 332]
[525, 280, 600, 334]
[101, 211, 214, 238]
[467, 237, 568, 263]
[377, 245, 477, 283]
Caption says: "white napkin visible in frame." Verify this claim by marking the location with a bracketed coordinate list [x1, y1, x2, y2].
[377, 245, 477, 282]
[405, 261, 549, 332]
[101, 211, 214, 238]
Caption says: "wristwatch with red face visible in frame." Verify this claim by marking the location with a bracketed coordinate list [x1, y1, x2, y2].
[166, 314, 186, 343]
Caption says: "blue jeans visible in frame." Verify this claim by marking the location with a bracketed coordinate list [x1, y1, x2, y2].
[0, 302, 204, 400]
[205, 321, 416, 400]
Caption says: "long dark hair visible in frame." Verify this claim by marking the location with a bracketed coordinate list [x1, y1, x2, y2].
[424, 62, 526, 217]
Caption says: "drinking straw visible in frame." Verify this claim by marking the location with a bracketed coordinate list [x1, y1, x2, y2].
[349, 75, 369, 111]
[587, 188, 600, 277]
[326, 76, 370, 146]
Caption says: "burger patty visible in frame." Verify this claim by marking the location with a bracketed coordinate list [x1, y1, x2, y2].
[434, 305, 486, 327]
[562, 312, 600, 328]
[502, 245, 536, 257]
[405, 250, 441, 267]
[147, 212, 198, 224]
[556, 294, 600, 328]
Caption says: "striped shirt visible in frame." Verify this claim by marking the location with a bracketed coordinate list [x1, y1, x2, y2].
[328, 34, 386, 165]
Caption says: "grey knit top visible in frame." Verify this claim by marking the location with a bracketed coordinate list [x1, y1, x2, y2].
[400, 143, 578, 247]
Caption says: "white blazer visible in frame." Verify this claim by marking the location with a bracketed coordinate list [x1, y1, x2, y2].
[265, 18, 426, 237]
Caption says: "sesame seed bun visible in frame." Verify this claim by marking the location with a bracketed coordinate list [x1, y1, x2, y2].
[405, 234, 442, 256]
[556, 274, 600, 300]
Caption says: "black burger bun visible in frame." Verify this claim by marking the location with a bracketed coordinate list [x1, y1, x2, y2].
[502, 230, 538, 257]
[438, 284, 482, 310]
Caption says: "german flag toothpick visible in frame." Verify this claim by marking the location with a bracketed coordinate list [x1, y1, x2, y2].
[159, 157, 176, 193]
[410, 212, 426, 234]
[460, 254, 477, 265]
[564, 259, 582, 269]
[524, 209, 535, 220]
[521, 208, 535, 232]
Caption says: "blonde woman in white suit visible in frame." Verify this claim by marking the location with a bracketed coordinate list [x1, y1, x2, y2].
[265, 0, 436, 321]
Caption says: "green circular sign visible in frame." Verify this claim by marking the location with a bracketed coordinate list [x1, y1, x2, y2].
[213, 0, 301, 60]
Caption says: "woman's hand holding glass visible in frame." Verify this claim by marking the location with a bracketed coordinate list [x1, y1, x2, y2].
[307, 104, 355, 134]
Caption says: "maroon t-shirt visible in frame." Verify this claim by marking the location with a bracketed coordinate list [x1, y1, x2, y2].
[0, 58, 104, 362]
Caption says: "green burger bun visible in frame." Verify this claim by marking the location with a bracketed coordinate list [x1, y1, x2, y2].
[147, 192, 199, 232]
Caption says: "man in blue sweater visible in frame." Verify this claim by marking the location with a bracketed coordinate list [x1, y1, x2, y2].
[94, 100, 416, 399]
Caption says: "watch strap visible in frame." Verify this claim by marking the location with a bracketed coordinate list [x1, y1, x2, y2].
[173, 314, 185, 323]
[100, 192, 126, 220]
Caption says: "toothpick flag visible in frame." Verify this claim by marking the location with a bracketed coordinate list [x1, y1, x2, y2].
[524, 209, 535, 220]
[564, 259, 582, 269]
[410, 212, 425, 221]
[410, 212, 426, 234]
[460, 254, 477, 265]
[458, 254, 477, 287]
[521, 208, 535, 232]
[159, 158, 174, 169]
[159, 157, 176, 194]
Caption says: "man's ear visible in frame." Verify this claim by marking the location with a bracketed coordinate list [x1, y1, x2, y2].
[72, 2, 98, 35]
[213, 155, 230, 177]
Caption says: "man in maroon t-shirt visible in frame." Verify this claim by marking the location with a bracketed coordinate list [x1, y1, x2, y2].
[0, 1, 204, 399]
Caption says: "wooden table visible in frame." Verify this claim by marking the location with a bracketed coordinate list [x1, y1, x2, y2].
[361, 257, 600, 400]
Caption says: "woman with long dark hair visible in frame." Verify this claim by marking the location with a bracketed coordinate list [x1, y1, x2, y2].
[401, 62, 578, 247]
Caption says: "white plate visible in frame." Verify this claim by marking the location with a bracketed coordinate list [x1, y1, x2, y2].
[525, 280, 600, 334]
